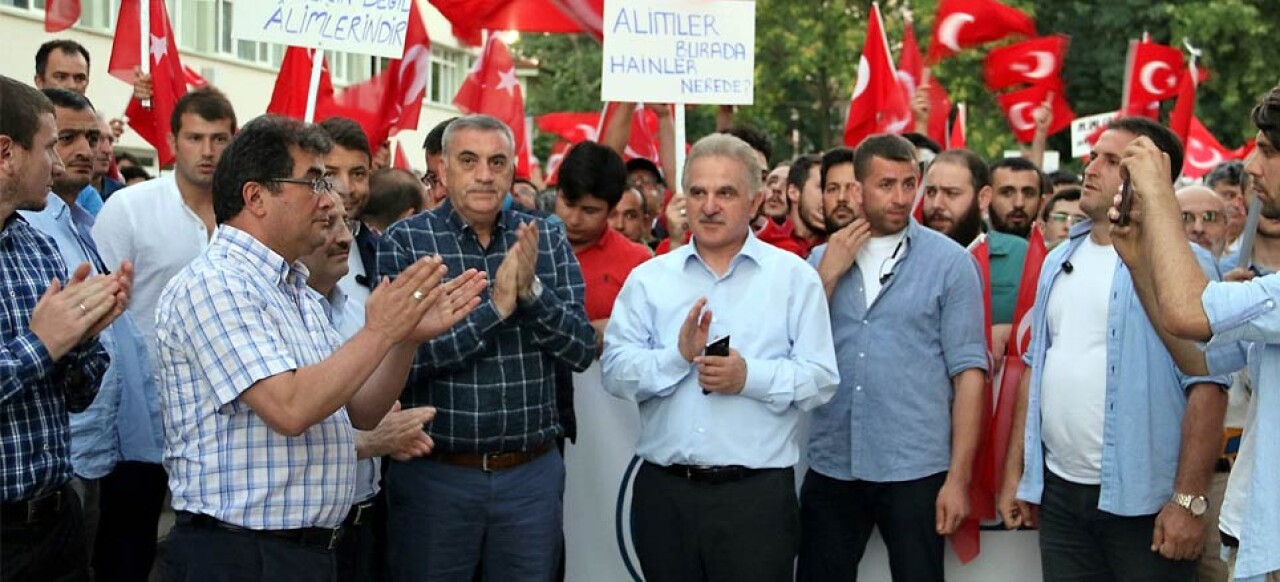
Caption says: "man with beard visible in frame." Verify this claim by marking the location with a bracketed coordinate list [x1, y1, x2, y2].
[760, 163, 790, 223]
[923, 150, 1028, 326]
[317, 117, 376, 334]
[757, 154, 827, 259]
[800, 135, 987, 581]
[989, 157, 1045, 239]
[999, 117, 1227, 581]
[1176, 186, 1230, 259]
[91, 86, 236, 581]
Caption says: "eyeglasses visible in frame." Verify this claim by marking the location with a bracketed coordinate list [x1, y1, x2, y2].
[265, 176, 334, 196]
[421, 170, 440, 191]
[1181, 211, 1223, 224]
[344, 218, 361, 237]
[1048, 212, 1088, 226]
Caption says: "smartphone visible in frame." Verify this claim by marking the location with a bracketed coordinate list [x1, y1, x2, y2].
[701, 336, 730, 395]
[1115, 178, 1133, 227]
[704, 335, 730, 357]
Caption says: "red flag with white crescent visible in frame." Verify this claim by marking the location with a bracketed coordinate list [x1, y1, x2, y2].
[1123, 41, 1183, 115]
[927, 0, 1036, 63]
[1182, 117, 1234, 180]
[997, 83, 1075, 143]
[844, 3, 912, 147]
[983, 35, 1070, 92]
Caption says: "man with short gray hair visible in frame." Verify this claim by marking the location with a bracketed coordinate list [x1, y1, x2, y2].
[603, 133, 839, 581]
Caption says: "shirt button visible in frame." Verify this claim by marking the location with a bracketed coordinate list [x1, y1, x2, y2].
[696, 427, 705, 434]
[862, 319, 869, 325]
[858, 352, 865, 358]
[855, 385, 862, 392]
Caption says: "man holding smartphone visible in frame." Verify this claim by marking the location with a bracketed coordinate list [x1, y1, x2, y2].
[998, 117, 1230, 580]
[602, 133, 839, 582]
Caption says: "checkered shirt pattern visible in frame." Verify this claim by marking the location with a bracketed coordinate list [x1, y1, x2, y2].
[0, 216, 108, 502]
[377, 200, 595, 454]
[156, 226, 356, 529]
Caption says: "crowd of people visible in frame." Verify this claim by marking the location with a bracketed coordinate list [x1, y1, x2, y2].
[2, 35, 1280, 582]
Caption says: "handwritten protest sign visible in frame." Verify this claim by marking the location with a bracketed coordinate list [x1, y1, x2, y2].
[1070, 110, 1118, 158]
[602, 0, 756, 105]
[232, 0, 412, 59]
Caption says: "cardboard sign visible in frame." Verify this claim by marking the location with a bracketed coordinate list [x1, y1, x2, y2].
[1002, 150, 1061, 173]
[232, 0, 412, 59]
[1070, 110, 1119, 158]
[602, 0, 756, 105]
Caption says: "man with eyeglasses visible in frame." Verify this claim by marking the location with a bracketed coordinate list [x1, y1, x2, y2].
[800, 135, 987, 581]
[1176, 186, 1230, 258]
[421, 117, 458, 211]
[155, 115, 484, 581]
[1040, 187, 1085, 250]
[378, 114, 594, 580]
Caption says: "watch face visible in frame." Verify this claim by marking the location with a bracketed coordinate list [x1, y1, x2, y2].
[1190, 496, 1208, 515]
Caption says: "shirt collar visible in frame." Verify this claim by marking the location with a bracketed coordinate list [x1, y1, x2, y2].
[439, 198, 518, 236]
[213, 225, 308, 290]
[682, 228, 767, 271]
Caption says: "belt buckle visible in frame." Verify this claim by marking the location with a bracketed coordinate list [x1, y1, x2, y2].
[684, 466, 694, 480]
[327, 527, 344, 551]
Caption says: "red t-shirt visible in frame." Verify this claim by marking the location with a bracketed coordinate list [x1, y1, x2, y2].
[756, 218, 821, 259]
[574, 228, 652, 320]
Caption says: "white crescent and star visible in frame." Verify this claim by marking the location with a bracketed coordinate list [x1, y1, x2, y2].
[938, 13, 975, 52]
[852, 55, 871, 100]
[496, 67, 521, 97]
[398, 46, 431, 108]
[574, 123, 599, 141]
[1187, 137, 1223, 170]
[1009, 102, 1035, 131]
[149, 34, 167, 66]
[1010, 51, 1055, 80]
[1139, 61, 1174, 95]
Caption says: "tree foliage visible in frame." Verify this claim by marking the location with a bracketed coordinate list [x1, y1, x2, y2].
[515, 0, 1280, 167]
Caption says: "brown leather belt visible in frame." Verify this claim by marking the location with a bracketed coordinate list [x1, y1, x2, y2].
[431, 442, 553, 473]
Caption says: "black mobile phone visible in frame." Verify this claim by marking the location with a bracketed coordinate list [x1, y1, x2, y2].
[704, 335, 730, 357]
[1116, 178, 1134, 227]
[701, 336, 730, 395]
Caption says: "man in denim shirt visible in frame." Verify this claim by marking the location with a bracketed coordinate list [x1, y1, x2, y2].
[998, 117, 1230, 581]
[798, 135, 988, 582]
[1122, 84, 1280, 582]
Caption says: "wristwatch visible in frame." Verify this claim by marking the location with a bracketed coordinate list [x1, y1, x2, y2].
[520, 276, 544, 304]
[1171, 492, 1209, 517]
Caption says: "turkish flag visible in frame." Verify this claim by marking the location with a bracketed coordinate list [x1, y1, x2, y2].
[267, 47, 335, 120]
[543, 139, 573, 186]
[182, 64, 207, 89]
[1123, 41, 1184, 115]
[602, 103, 662, 164]
[983, 35, 1070, 92]
[955, 234, 995, 565]
[947, 103, 967, 150]
[454, 36, 533, 178]
[1168, 65, 1203, 147]
[430, 0, 599, 46]
[897, 21, 953, 146]
[392, 140, 413, 171]
[844, 3, 912, 147]
[997, 83, 1074, 144]
[1182, 117, 1234, 180]
[108, 0, 189, 166]
[927, 0, 1036, 63]
[45, 0, 80, 32]
[537, 112, 601, 143]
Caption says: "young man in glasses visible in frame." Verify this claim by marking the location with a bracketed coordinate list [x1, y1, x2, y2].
[1040, 188, 1085, 250]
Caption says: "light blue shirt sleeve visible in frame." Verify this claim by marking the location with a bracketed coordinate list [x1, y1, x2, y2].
[77, 185, 104, 217]
[1203, 274, 1280, 346]
[601, 265, 698, 403]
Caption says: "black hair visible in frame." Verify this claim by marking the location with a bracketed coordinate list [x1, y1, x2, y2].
[120, 166, 152, 183]
[853, 134, 918, 184]
[170, 87, 237, 135]
[720, 125, 773, 166]
[422, 117, 458, 155]
[902, 132, 942, 155]
[1042, 187, 1083, 221]
[0, 75, 55, 149]
[212, 115, 332, 224]
[1253, 84, 1280, 151]
[787, 154, 820, 192]
[625, 158, 663, 185]
[1106, 117, 1184, 183]
[1048, 169, 1080, 186]
[820, 147, 855, 190]
[557, 141, 628, 210]
[364, 168, 423, 227]
[991, 157, 1045, 196]
[41, 87, 93, 112]
[933, 149, 991, 192]
[35, 40, 90, 77]
[1205, 161, 1246, 189]
[115, 150, 142, 167]
[318, 116, 372, 162]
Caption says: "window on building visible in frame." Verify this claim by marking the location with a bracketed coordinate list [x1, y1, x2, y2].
[429, 46, 474, 106]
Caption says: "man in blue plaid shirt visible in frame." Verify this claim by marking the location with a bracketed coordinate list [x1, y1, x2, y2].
[379, 114, 595, 581]
[0, 75, 132, 582]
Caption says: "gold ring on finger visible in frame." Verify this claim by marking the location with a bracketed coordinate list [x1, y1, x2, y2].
[78, 303, 87, 314]
[412, 290, 426, 301]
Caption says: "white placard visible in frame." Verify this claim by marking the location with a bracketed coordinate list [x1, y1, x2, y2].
[232, 0, 412, 59]
[601, 0, 756, 105]
[1070, 110, 1119, 158]
[1003, 150, 1062, 173]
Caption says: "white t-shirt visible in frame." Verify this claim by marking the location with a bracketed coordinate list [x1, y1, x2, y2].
[856, 230, 907, 304]
[337, 246, 370, 331]
[92, 174, 210, 352]
[1041, 237, 1117, 485]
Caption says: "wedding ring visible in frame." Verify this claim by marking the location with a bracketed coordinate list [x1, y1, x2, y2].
[412, 290, 425, 301]
[78, 303, 87, 313]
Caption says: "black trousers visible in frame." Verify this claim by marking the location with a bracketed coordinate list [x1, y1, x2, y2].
[797, 469, 947, 582]
[1039, 470, 1196, 582]
[161, 521, 336, 582]
[630, 462, 798, 582]
[94, 461, 168, 582]
[1, 483, 90, 582]
[335, 493, 388, 582]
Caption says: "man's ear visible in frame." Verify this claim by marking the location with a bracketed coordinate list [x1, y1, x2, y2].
[0, 136, 14, 177]
[786, 183, 800, 204]
[241, 181, 269, 217]
[979, 184, 993, 214]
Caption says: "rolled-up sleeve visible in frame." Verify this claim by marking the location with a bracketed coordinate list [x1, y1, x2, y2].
[1203, 276, 1280, 345]
[941, 254, 990, 378]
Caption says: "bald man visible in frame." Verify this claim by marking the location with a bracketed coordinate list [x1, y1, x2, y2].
[1177, 186, 1230, 258]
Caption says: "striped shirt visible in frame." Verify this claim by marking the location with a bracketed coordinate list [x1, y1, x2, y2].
[0, 214, 108, 502]
[156, 226, 356, 530]
[377, 200, 595, 454]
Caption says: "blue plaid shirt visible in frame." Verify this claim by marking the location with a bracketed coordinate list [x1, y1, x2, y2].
[377, 200, 594, 454]
[0, 214, 109, 502]
[156, 226, 356, 529]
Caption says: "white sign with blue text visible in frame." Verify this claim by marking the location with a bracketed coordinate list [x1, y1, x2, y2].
[232, 0, 412, 59]
[602, 0, 756, 105]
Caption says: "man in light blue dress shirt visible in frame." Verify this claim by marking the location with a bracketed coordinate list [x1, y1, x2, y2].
[798, 136, 988, 582]
[1120, 84, 1280, 582]
[603, 133, 839, 582]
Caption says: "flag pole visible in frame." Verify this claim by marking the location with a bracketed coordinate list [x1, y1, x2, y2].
[140, 0, 151, 108]
[304, 48, 324, 124]
[673, 103, 686, 195]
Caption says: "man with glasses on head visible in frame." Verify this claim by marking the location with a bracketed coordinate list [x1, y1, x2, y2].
[1177, 186, 1230, 259]
[155, 115, 485, 581]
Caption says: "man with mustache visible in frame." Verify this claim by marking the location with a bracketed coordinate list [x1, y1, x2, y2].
[90, 86, 237, 581]
[801, 135, 987, 581]
[757, 154, 827, 259]
[923, 150, 1028, 335]
[989, 157, 1046, 239]
[1176, 186, 1230, 259]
